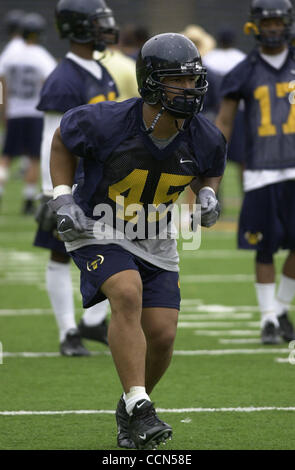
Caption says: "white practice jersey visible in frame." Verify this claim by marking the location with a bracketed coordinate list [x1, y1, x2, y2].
[0, 42, 56, 119]
[0, 37, 25, 63]
[204, 47, 246, 76]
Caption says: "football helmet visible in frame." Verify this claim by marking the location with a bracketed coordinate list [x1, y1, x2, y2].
[4, 10, 24, 35]
[21, 13, 46, 39]
[136, 33, 208, 119]
[244, 0, 293, 47]
[55, 0, 119, 52]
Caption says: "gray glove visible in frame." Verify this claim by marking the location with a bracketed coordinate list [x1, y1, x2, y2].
[48, 194, 88, 242]
[191, 187, 220, 229]
[35, 195, 57, 232]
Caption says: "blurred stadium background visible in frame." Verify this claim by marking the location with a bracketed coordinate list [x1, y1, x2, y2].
[0, 0, 254, 57]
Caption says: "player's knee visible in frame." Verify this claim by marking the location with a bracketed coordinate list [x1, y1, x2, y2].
[110, 284, 142, 315]
[149, 324, 177, 353]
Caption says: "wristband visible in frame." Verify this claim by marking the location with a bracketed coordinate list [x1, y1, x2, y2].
[53, 185, 72, 200]
[199, 186, 215, 195]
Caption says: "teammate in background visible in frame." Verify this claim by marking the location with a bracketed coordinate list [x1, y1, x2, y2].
[34, 0, 119, 356]
[204, 26, 246, 76]
[0, 13, 56, 213]
[204, 26, 247, 178]
[1, 10, 25, 58]
[97, 44, 139, 101]
[180, 25, 221, 224]
[215, 0, 295, 344]
[48, 33, 226, 449]
[118, 24, 150, 60]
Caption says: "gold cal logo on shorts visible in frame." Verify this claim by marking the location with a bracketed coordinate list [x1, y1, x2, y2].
[87, 255, 104, 271]
[244, 232, 263, 245]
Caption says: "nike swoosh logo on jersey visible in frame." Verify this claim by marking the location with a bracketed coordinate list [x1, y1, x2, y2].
[139, 433, 146, 440]
[180, 158, 193, 163]
[60, 218, 66, 225]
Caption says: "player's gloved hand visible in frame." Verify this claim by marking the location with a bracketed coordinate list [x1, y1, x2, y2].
[48, 194, 88, 242]
[35, 194, 57, 232]
[191, 186, 220, 229]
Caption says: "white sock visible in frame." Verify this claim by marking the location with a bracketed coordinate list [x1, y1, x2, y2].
[46, 260, 76, 341]
[275, 274, 295, 318]
[23, 183, 37, 200]
[124, 386, 151, 416]
[0, 166, 9, 183]
[82, 299, 109, 326]
[0, 166, 9, 196]
[255, 283, 279, 328]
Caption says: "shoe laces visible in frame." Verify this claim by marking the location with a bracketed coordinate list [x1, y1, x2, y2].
[137, 403, 162, 426]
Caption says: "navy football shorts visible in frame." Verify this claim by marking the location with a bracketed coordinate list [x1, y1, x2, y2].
[238, 180, 295, 254]
[3, 117, 43, 158]
[34, 227, 69, 257]
[70, 243, 181, 310]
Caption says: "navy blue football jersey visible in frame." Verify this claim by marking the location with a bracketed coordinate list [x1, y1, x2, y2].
[37, 56, 118, 113]
[221, 48, 295, 170]
[59, 98, 226, 237]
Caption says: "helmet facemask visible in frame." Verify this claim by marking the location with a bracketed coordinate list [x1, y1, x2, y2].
[89, 10, 119, 51]
[245, 0, 294, 49]
[255, 15, 291, 47]
[145, 64, 208, 118]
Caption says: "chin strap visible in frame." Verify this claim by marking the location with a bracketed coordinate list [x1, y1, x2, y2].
[144, 106, 166, 134]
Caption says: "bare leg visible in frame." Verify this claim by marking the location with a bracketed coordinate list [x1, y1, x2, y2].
[141, 307, 178, 394]
[101, 269, 146, 392]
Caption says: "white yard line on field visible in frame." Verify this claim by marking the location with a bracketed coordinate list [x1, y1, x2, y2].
[1, 406, 295, 416]
[1, 348, 290, 359]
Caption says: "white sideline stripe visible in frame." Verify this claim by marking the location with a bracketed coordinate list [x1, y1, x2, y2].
[194, 330, 260, 336]
[1, 406, 295, 416]
[179, 313, 253, 320]
[181, 274, 254, 283]
[275, 358, 291, 363]
[181, 250, 287, 259]
[219, 339, 261, 344]
[2, 349, 290, 358]
[178, 321, 260, 328]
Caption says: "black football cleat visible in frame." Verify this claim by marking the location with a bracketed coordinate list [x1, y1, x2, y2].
[278, 312, 295, 342]
[115, 395, 136, 449]
[261, 322, 280, 345]
[78, 319, 108, 346]
[60, 328, 90, 356]
[128, 399, 172, 450]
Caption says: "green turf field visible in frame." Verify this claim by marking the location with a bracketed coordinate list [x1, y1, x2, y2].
[0, 162, 295, 451]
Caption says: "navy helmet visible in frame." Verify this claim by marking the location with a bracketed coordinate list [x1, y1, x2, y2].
[55, 0, 119, 52]
[244, 0, 293, 47]
[136, 33, 208, 118]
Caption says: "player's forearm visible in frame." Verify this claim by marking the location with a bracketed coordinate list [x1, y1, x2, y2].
[190, 175, 223, 196]
[50, 127, 77, 188]
[215, 98, 239, 143]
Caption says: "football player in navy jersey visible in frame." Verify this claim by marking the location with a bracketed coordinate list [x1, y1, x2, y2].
[34, 0, 119, 356]
[47, 33, 227, 449]
[216, 0, 295, 344]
